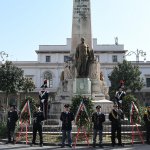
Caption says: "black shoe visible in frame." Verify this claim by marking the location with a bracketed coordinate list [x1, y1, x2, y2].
[61, 145, 65, 148]
[93, 144, 96, 148]
[118, 143, 124, 147]
[30, 143, 36, 147]
[5, 141, 11, 144]
[99, 144, 103, 148]
[68, 144, 72, 148]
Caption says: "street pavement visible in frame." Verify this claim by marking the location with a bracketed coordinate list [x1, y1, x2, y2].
[0, 142, 150, 150]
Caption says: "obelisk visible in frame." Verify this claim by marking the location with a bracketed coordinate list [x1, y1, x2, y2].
[71, 0, 92, 54]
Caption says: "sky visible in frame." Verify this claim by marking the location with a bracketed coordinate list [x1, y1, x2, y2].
[0, 0, 150, 61]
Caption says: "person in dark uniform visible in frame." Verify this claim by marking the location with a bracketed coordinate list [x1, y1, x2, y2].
[39, 80, 49, 120]
[31, 105, 44, 147]
[115, 87, 126, 109]
[143, 106, 150, 144]
[60, 104, 74, 148]
[6, 105, 18, 144]
[92, 105, 105, 148]
[109, 103, 124, 147]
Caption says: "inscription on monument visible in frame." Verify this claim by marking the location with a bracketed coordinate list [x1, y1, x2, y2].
[73, 0, 90, 21]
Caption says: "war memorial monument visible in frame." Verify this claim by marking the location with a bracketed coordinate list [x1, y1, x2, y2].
[50, 0, 113, 118]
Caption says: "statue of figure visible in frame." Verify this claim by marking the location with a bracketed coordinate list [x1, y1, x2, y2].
[100, 71, 104, 81]
[115, 37, 118, 45]
[75, 37, 90, 78]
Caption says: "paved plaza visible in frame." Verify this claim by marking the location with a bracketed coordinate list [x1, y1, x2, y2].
[0, 142, 150, 150]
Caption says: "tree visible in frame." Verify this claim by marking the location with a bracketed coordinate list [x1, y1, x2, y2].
[22, 78, 35, 98]
[0, 61, 24, 106]
[108, 60, 144, 99]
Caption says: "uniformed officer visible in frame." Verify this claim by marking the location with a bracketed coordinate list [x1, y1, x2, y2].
[115, 87, 126, 109]
[143, 106, 150, 144]
[92, 105, 105, 148]
[6, 105, 18, 144]
[109, 103, 124, 147]
[39, 80, 49, 120]
[60, 104, 74, 148]
[31, 105, 44, 147]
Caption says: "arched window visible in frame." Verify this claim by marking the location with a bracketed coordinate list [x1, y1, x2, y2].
[44, 71, 53, 88]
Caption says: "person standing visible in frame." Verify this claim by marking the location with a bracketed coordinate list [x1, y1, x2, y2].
[39, 80, 49, 120]
[6, 105, 18, 144]
[143, 106, 150, 144]
[115, 87, 126, 109]
[92, 105, 105, 148]
[60, 104, 74, 148]
[31, 105, 44, 147]
[109, 103, 124, 147]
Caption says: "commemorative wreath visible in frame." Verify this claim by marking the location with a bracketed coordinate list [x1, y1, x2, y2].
[70, 95, 94, 127]
[20, 96, 36, 123]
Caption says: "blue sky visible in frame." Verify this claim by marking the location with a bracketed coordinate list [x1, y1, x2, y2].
[0, 0, 150, 61]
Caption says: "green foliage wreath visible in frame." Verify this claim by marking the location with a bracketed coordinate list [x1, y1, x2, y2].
[20, 96, 36, 122]
[122, 94, 144, 124]
[70, 95, 94, 127]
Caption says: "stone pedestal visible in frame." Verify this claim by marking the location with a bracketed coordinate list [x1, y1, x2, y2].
[73, 78, 91, 96]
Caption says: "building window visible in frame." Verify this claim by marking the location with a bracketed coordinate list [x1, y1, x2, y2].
[95, 55, 99, 62]
[46, 56, 51, 62]
[44, 71, 53, 88]
[112, 55, 118, 62]
[64, 56, 70, 62]
[146, 78, 150, 87]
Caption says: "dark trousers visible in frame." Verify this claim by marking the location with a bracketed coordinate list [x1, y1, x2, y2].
[146, 125, 150, 142]
[93, 129, 103, 145]
[40, 102, 48, 120]
[7, 126, 15, 142]
[32, 124, 43, 144]
[111, 125, 122, 145]
[62, 130, 72, 146]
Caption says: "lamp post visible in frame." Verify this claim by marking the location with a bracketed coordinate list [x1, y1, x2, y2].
[0, 51, 8, 63]
[125, 49, 146, 63]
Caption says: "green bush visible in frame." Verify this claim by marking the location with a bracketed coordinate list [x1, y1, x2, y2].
[0, 122, 7, 138]
[122, 94, 137, 119]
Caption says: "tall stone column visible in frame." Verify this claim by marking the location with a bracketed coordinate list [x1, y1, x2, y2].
[71, 0, 92, 55]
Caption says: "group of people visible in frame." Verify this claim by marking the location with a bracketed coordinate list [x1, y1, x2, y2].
[60, 103, 125, 148]
[5, 102, 150, 148]
[5, 80, 150, 147]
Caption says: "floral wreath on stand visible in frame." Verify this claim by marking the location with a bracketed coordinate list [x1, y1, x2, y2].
[70, 95, 94, 128]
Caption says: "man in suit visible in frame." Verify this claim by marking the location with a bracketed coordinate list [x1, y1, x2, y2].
[92, 105, 105, 148]
[31, 105, 44, 147]
[109, 103, 124, 147]
[60, 104, 74, 148]
[143, 106, 150, 144]
[6, 105, 18, 144]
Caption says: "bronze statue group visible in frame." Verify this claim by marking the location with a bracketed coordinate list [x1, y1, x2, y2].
[5, 81, 150, 148]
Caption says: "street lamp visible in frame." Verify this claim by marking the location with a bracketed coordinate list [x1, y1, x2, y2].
[0, 51, 8, 62]
[125, 49, 146, 62]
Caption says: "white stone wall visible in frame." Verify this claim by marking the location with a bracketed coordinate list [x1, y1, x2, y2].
[12, 38, 150, 93]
